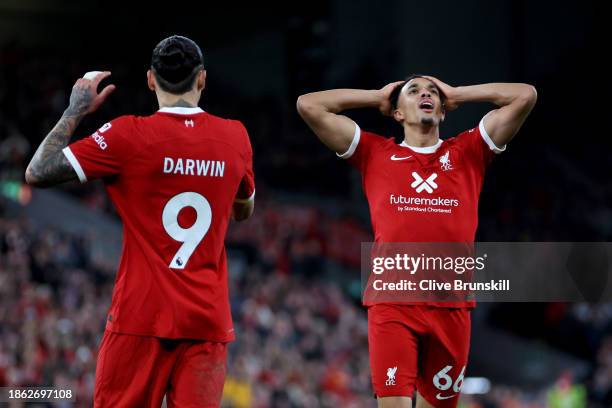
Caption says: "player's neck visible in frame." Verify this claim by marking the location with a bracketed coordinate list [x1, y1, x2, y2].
[402, 123, 440, 148]
[156, 92, 200, 109]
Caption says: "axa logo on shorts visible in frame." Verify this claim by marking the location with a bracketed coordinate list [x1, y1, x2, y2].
[411, 172, 438, 194]
[385, 367, 397, 386]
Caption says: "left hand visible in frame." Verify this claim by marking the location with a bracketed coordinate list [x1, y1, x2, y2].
[65, 71, 116, 117]
[423, 76, 460, 111]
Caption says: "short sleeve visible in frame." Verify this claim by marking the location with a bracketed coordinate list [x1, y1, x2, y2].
[337, 123, 383, 173]
[458, 117, 506, 169]
[62, 116, 136, 182]
[234, 123, 255, 203]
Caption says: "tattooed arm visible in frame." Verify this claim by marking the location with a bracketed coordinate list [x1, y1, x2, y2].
[25, 71, 116, 187]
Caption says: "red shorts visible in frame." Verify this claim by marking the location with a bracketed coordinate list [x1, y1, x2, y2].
[94, 330, 227, 408]
[368, 305, 471, 408]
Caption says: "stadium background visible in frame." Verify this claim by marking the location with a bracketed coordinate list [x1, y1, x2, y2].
[0, 0, 610, 406]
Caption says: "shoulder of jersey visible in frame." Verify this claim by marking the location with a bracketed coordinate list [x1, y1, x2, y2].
[102, 114, 140, 134]
[362, 129, 394, 143]
[206, 113, 246, 130]
[202, 115, 248, 141]
[446, 127, 479, 145]
[112, 114, 139, 125]
[196, 115, 250, 155]
[362, 130, 399, 151]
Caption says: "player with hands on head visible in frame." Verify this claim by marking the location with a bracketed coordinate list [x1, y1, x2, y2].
[297, 75, 536, 408]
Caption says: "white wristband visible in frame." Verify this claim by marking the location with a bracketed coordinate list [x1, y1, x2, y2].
[83, 71, 102, 80]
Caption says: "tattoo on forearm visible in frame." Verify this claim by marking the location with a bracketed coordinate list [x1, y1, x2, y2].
[27, 113, 84, 186]
[27, 84, 95, 186]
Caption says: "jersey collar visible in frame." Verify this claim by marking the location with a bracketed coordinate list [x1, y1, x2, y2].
[399, 139, 443, 154]
[158, 107, 205, 115]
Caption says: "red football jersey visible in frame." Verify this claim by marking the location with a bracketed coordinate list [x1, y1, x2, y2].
[63, 107, 255, 341]
[341, 118, 504, 307]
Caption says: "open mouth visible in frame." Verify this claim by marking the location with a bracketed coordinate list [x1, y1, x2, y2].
[419, 100, 434, 113]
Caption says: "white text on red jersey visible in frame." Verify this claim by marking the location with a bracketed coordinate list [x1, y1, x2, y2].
[163, 157, 225, 177]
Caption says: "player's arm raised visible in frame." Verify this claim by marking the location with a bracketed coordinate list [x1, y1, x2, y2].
[296, 81, 403, 154]
[424, 76, 537, 147]
[25, 71, 116, 187]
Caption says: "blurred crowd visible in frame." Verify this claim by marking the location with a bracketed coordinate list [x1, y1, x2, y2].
[0, 214, 109, 405]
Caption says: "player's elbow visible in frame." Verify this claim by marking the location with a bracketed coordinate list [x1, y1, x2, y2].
[296, 94, 318, 119]
[24, 165, 43, 187]
[518, 84, 538, 109]
[25, 164, 55, 188]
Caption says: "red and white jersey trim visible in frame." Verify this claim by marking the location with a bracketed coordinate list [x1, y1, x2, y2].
[234, 190, 256, 203]
[479, 115, 506, 154]
[62, 146, 87, 183]
[337, 122, 361, 159]
[337, 115, 507, 158]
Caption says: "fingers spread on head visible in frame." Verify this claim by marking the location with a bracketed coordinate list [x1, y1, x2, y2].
[423, 76, 441, 87]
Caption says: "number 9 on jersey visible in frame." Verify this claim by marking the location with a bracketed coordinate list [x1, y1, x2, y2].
[162, 192, 212, 269]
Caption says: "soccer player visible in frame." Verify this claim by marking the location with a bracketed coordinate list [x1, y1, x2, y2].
[297, 76, 536, 407]
[25, 35, 255, 407]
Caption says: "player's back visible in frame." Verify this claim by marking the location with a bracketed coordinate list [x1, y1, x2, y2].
[64, 106, 255, 341]
[111, 108, 249, 272]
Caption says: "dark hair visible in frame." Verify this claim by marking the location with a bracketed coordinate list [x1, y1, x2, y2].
[151, 35, 204, 95]
[389, 74, 445, 110]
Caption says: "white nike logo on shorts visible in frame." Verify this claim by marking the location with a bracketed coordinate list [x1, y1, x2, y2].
[390, 154, 413, 161]
[436, 393, 456, 400]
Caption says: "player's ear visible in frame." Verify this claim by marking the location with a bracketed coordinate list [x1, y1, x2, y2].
[440, 103, 446, 122]
[147, 70, 156, 91]
[393, 108, 404, 123]
[197, 70, 206, 91]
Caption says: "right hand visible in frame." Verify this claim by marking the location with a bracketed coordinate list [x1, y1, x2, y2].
[378, 81, 405, 116]
[422, 76, 460, 111]
[65, 71, 116, 117]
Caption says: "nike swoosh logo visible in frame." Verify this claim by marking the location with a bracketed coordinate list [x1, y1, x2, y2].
[390, 155, 413, 161]
[436, 393, 456, 400]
